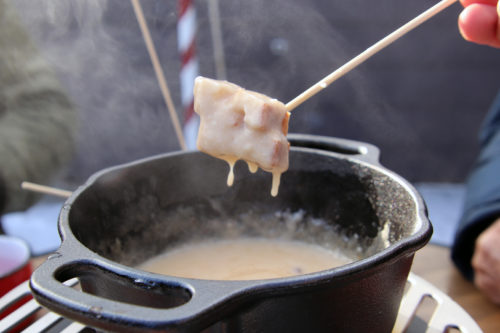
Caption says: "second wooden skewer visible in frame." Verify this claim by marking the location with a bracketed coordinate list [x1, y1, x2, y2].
[130, 0, 187, 150]
[21, 181, 72, 199]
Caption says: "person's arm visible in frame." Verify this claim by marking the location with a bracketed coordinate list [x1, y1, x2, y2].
[458, 0, 500, 47]
[0, 0, 77, 213]
[471, 217, 500, 303]
[452, 91, 500, 303]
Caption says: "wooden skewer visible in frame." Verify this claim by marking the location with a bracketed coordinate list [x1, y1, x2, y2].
[208, 0, 227, 80]
[130, 0, 187, 150]
[285, 0, 459, 112]
[21, 182, 72, 199]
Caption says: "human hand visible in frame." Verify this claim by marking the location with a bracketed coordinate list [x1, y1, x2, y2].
[459, 0, 500, 48]
[472, 217, 500, 304]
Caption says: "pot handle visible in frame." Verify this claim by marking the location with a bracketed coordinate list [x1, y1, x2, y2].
[30, 251, 253, 332]
[288, 133, 381, 164]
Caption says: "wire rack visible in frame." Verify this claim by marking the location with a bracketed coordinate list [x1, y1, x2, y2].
[0, 273, 483, 333]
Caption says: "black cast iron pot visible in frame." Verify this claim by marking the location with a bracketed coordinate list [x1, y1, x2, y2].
[30, 134, 432, 332]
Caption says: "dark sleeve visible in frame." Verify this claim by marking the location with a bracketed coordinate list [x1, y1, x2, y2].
[451, 90, 500, 281]
[0, 0, 77, 213]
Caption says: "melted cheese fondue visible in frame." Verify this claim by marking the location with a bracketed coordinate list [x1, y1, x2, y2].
[139, 238, 350, 280]
[193, 77, 290, 196]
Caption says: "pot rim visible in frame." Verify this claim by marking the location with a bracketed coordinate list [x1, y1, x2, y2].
[56, 134, 431, 286]
[30, 134, 432, 331]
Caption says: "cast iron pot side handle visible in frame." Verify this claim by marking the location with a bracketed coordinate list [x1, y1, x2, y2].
[288, 133, 381, 165]
[30, 253, 254, 332]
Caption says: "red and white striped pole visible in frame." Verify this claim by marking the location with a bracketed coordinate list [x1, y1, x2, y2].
[177, 0, 199, 150]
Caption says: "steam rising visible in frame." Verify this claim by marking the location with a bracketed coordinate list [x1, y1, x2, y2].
[13, 0, 182, 185]
[12, 0, 405, 184]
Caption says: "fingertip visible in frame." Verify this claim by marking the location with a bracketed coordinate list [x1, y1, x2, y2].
[458, 11, 473, 41]
[458, 4, 500, 47]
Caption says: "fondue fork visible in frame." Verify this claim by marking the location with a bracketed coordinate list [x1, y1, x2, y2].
[285, 0, 459, 112]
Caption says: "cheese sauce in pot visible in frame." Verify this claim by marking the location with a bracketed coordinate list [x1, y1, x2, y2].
[139, 237, 351, 280]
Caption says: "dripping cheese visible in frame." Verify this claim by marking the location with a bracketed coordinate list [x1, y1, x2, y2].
[193, 76, 290, 196]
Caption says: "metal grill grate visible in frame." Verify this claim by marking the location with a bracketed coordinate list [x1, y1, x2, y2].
[0, 279, 86, 333]
[393, 273, 482, 333]
[1, 273, 482, 333]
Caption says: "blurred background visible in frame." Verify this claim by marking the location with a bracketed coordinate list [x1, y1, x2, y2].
[11, 0, 500, 183]
[3, 0, 500, 252]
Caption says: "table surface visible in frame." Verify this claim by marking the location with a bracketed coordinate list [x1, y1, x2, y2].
[411, 244, 500, 333]
[29, 244, 499, 332]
